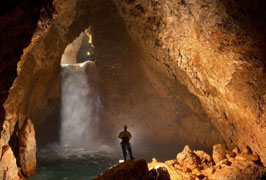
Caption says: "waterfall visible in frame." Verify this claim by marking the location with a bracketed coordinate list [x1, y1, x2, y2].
[60, 61, 101, 150]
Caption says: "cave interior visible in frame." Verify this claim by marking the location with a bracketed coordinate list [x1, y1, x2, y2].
[0, 0, 266, 179]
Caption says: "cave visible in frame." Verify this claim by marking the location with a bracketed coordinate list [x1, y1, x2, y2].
[0, 0, 266, 179]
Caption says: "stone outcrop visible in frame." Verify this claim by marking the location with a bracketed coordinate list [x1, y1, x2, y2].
[0, 146, 20, 180]
[176, 145, 201, 169]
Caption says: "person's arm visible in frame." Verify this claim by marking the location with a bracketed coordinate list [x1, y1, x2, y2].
[118, 132, 122, 139]
[129, 132, 132, 140]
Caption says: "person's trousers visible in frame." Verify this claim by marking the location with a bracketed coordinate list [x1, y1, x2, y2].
[121, 142, 134, 161]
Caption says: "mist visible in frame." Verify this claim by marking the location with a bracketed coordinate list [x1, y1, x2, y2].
[60, 62, 102, 150]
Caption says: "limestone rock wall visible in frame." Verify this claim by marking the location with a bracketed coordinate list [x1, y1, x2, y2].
[89, 0, 224, 150]
[113, 0, 266, 164]
[18, 119, 36, 177]
[0, 0, 53, 130]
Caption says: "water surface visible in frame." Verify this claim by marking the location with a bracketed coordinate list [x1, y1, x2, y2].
[29, 146, 120, 180]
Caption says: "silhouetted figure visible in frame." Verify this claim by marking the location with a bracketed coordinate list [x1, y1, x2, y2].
[118, 125, 134, 161]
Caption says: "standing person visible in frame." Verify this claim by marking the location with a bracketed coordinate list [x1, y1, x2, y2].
[118, 125, 135, 161]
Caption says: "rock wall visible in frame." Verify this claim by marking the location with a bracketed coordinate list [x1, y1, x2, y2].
[113, 0, 266, 164]
[0, 0, 53, 130]
[89, 0, 224, 151]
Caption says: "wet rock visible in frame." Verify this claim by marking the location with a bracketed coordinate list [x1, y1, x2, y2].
[213, 144, 227, 164]
[0, 146, 20, 180]
[18, 119, 36, 177]
[177, 146, 200, 169]
[92, 160, 153, 180]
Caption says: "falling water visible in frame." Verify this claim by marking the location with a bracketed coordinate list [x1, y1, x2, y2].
[60, 61, 101, 150]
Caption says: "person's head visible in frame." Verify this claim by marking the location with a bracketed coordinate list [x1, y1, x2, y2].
[124, 125, 128, 131]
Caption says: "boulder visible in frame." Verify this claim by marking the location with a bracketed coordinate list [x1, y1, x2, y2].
[92, 160, 153, 180]
[176, 146, 201, 169]
[213, 144, 227, 164]
[18, 119, 36, 177]
[0, 146, 20, 180]
[194, 150, 213, 168]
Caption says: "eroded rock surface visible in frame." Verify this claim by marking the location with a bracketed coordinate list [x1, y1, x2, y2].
[0, 146, 20, 180]
[149, 145, 266, 180]
[113, 0, 266, 165]
[18, 119, 36, 177]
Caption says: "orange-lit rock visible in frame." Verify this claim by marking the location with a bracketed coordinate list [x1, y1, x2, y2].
[0, 146, 20, 180]
[148, 145, 266, 180]
[212, 144, 227, 164]
[113, 0, 266, 165]
[176, 145, 200, 169]
[18, 119, 36, 177]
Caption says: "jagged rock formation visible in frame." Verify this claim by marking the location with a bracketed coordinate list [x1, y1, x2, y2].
[149, 145, 266, 180]
[92, 144, 266, 180]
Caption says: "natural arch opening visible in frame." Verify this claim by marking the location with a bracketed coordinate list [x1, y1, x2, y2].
[61, 30, 94, 65]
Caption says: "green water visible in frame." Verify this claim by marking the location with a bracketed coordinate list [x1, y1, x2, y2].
[29, 145, 120, 180]
[28, 143, 182, 180]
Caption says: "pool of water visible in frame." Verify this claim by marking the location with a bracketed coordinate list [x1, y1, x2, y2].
[29, 145, 120, 180]
[28, 143, 182, 180]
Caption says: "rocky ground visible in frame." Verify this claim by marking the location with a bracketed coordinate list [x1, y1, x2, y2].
[93, 144, 266, 180]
